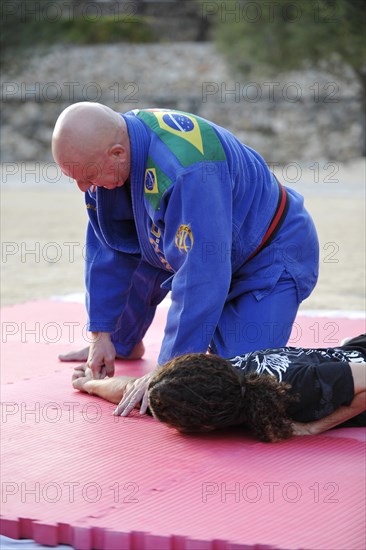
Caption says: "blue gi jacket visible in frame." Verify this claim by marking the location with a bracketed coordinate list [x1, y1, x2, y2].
[84, 109, 318, 365]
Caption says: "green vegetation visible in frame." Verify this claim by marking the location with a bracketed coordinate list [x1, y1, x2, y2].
[214, 0, 365, 81]
[214, 0, 366, 153]
[0, 0, 154, 57]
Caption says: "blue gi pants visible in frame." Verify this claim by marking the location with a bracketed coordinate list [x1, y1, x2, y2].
[110, 188, 319, 362]
[111, 263, 301, 361]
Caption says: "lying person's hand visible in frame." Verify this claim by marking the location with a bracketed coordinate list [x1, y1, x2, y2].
[114, 369, 157, 416]
[87, 332, 116, 379]
[291, 421, 313, 436]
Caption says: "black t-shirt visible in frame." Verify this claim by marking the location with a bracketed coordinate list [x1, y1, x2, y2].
[228, 342, 366, 424]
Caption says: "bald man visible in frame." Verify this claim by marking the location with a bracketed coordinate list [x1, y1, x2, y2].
[52, 102, 319, 416]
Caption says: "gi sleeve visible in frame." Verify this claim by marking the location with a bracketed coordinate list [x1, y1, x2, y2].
[85, 220, 140, 334]
[157, 162, 232, 365]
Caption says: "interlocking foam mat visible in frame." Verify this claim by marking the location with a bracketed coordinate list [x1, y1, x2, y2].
[1, 301, 365, 550]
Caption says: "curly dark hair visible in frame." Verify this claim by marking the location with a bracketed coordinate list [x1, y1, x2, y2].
[148, 353, 298, 442]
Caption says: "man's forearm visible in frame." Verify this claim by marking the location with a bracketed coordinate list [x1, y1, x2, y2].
[307, 391, 366, 435]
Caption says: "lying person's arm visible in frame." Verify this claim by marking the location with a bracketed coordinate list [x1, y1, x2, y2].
[72, 364, 137, 406]
[292, 362, 366, 436]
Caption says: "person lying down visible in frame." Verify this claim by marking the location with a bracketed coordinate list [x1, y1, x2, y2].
[72, 334, 366, 442]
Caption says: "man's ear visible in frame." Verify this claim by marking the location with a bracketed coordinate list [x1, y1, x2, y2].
[109, 144, 125, 158]
[77, 181, 91, 192]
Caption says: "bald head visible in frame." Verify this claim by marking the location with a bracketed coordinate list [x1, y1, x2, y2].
[52, 102, 131, 191]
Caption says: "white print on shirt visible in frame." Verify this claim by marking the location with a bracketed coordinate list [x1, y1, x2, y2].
[230, 353, 252, 370]
[321, 349, 365, 363]
[253, 353, 291, 381]
[230, 352, 290, 381]
[290, 347, 366, 363]
[230, 347, 366, 381]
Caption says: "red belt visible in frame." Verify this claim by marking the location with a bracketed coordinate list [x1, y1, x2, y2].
[245, 177, 289, 264]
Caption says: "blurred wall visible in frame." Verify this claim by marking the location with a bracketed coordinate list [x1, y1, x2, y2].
[1, 41, 362, 163]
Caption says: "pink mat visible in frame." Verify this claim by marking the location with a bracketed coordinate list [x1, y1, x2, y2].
[1, 301, 365, 550]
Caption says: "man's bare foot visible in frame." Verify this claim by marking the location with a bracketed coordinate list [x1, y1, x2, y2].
[59, 341, 145, 362]
[60, 346, 90, 362]
[123, 341, 145, 360]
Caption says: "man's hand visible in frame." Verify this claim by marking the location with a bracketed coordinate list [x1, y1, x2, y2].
[87, 332, 116, 379]
[114, 369, 158, 417]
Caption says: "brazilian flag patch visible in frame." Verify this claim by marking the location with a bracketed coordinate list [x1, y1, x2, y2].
[144, 168, 158, 194]
[138, 109, 226, 167]
[144, 156, 173, 211]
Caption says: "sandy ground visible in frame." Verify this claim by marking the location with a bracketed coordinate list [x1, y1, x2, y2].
[1, 159, 365, 311]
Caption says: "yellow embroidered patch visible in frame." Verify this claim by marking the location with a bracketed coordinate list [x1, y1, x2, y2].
[175, 224, 194, 253]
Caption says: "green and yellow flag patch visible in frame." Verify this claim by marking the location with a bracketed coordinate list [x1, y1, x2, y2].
[138, 109, 226, 168]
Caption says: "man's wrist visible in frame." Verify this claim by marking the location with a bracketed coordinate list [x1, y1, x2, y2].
[90, 331, 111, 341]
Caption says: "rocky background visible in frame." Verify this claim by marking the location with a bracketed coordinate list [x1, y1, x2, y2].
[1, 40, 362, 164]
[1, 1, 364, 312]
